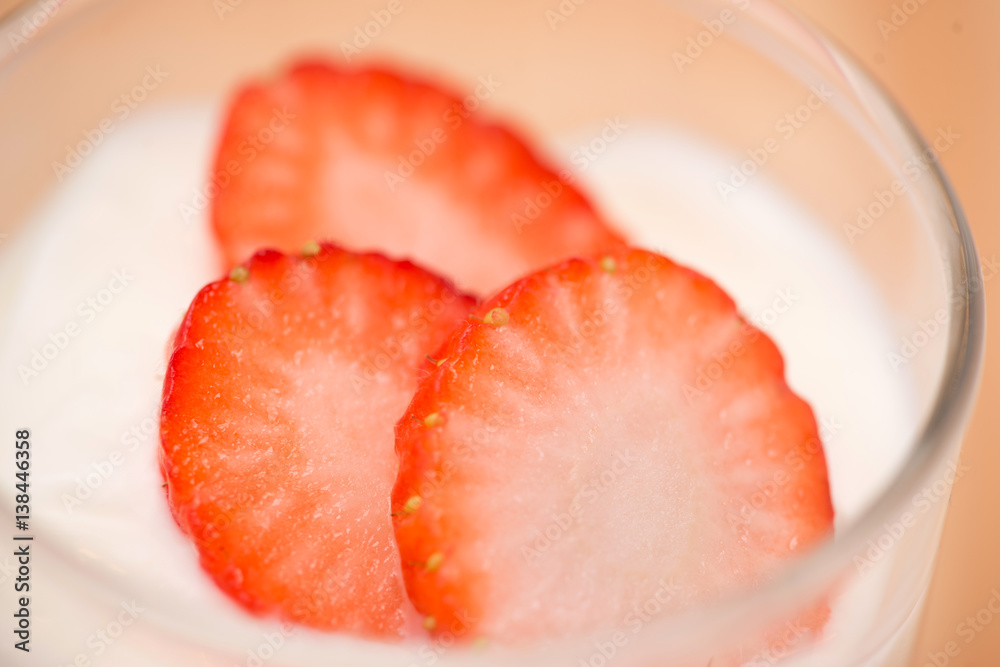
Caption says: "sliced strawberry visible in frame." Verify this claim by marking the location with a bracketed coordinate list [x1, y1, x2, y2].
[391, 247, 834, 643]
[210, 60, 624, 296]
[159, 243, 475, 638]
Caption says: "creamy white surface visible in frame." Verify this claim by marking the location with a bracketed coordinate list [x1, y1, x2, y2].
[0, 105, 917, 666]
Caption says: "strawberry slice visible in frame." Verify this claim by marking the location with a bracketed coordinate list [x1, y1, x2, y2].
[391, 247, 834, 643]
[210, 61, 624, 296]
[159, 243, 475, 638]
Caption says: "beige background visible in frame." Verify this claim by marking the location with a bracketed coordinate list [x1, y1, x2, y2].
[0, 0, 995, 664]
[778, 1, 1000, 665]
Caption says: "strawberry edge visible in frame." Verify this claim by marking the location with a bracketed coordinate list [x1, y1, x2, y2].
[390, 246, 836, 638]
[159, 241, 478, 535]
[207, 57, 626, 271]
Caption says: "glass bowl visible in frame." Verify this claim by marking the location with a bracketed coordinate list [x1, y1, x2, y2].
[0, 0, 984, 665]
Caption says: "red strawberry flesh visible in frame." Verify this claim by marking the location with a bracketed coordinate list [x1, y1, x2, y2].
[391, 247, 834, 643]
[160, 244, 475, 638]
[211, 61, 624, 296]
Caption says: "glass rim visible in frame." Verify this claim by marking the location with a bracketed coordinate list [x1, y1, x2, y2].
[0, 0, 986, 657]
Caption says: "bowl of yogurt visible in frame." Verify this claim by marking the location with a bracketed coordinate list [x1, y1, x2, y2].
[0, 0, 984, 665]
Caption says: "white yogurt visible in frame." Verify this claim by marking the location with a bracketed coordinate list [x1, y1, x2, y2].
[0, 104, 917, 666]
